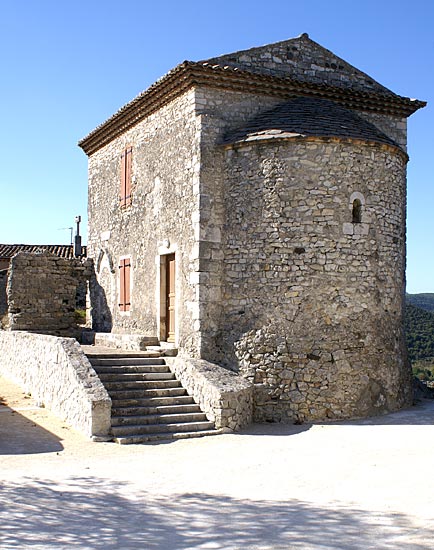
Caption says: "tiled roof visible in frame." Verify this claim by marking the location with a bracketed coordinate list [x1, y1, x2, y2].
[222, 97, 401, 150]
[78, 61, 426, 156]
[0, 244, 87, 260]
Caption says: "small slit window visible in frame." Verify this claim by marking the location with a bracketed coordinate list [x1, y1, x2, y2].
[352, 199, 362, 223]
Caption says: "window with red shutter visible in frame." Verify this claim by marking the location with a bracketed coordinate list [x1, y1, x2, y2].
[120, 147, 132, 207]
[119, 258, 131, 311]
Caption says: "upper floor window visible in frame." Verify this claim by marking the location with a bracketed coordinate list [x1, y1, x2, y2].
[120, 147, 132, 208]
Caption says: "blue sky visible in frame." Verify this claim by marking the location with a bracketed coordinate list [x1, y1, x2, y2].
[0, 0, 432, 292]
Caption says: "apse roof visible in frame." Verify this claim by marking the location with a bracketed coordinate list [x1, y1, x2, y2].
[222, 97, 400, 149]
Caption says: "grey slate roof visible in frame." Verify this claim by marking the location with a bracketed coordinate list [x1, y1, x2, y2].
[0, 244, 87, 260]
[222, 97, 400, 149]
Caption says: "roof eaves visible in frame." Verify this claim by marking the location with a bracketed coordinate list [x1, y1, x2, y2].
[78, 61, 426, 156]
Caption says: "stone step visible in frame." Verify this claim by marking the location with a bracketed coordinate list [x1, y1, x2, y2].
[89, 357, 166, 367]
[111, 420, 215, 437]
[92, 365, 171, 374]
[146, 346, 178, 357]
[111, 395, 195, 408]
[112, 412, 208, 427]
[112, 403, 202, 416]
[104, 379, 181, 391]
[114, 429, 221, 445]
[109, 387, 188, 400]
[86, 351, 162, 360]
[98, 372, 175, 382]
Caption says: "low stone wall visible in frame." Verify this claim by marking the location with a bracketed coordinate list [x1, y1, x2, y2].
[166, 356, 253, 431]
[0, 331, 111, 438]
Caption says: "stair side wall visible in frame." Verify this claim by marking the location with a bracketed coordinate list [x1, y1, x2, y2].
[0, 331, 111, 437]
[166, 356, 253, 431]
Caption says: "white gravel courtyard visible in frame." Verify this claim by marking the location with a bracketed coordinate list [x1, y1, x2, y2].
[1, 375, 433, 550]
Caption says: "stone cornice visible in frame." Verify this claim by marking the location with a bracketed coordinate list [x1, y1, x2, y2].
[78, 61, 426, 156]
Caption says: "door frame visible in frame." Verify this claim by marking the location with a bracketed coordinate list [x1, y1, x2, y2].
[156, 244, 178, 344]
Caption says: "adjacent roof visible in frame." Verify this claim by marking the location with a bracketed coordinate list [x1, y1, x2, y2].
[0, 244, 87, 260]
[222, 97, 400, 150]
[79, 35, 426, 156]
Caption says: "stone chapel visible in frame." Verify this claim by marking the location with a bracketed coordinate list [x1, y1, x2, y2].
[79, 34, 425, 423]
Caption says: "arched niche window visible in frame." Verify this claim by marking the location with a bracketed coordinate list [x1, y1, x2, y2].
[352, 199, 362, 223]
[349, 191, 365, 224]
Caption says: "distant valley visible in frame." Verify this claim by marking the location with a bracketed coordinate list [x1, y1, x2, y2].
[405, 293, 434, 383]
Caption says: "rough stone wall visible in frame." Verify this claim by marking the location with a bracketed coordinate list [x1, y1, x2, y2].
[0, 269, 7, 318]
[87, 89, 203, 356]
[216, 137, 411, 422]
[205, 33, 391, 95]
[195, 87, 284, 359]
[7, 252, 91, 336]
[0, 331, 111, 437]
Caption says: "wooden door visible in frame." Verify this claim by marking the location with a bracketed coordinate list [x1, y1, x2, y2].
[165, 254, 176, 342]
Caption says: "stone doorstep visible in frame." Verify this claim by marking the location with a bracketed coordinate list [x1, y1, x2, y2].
[84, 332, 178, 356]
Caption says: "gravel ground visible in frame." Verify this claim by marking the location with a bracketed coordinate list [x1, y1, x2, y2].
[1, 374, 433, 550]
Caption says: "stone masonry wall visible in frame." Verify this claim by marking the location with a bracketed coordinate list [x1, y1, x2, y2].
[195, 87, 285, 360]
[194, 86, 407, 364]
[216, 137, 412, 422]
[0, 331, 111, 437]
[7, 252, 91, 336]
[87, 89, 203, 356]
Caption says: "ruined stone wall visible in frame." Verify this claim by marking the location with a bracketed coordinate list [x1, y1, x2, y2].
[87, 90, 203, 355]
[7, 252, 90, 336]
[0, 269, 7, 318]
[216, 137, 411, 422]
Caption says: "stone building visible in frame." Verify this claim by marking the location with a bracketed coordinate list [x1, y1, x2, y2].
[79, 34, 425, 423]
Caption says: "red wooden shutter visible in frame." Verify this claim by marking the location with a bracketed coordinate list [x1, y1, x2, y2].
[120, 147, 132, 207]
[125, 147, 132, 207]
[124, 258, 131, 311]
[120, 151, 126, 207]
[119, 259, 125, 310]
[119, 258, 131, 311]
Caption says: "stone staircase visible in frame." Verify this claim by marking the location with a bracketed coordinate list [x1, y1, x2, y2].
[85, 350, 219, 444]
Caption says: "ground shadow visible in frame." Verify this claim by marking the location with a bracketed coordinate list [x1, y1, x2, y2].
[0, 406, 63, 455]
[0, 476, 431, 549]
[240, 398, 434, 438]
[335, 398, 434, 427]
